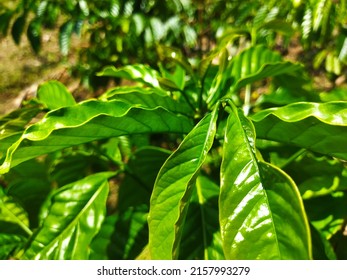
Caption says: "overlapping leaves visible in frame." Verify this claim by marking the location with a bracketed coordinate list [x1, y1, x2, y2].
[148, 106, 219, 259]
[252, 102, 347, 160]
[219, 102, 311, 259]
[22, 172, 113, 260]
[0, 97, 193, 173]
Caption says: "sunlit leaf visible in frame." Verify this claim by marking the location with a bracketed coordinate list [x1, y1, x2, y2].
[21, 172, 113, 260]
[252, 102, 347, 160]
[98, 64, 161, 88]
[148, 106, 219, 259]
[37, 81, 76, 110]
[0, 100, 193, 173]
[219, 102, 311, 259]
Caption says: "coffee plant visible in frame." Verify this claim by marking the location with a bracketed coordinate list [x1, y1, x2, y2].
[1, 0, 347, 260]
[1, 39, 347, 259]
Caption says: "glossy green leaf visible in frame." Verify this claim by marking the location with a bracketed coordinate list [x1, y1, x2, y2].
[229, 45, 302, 92]
[0, 100, 193, 173]
[179, 176, 224, 260]
[220, 102, 311, 259]
[90, 206, 148, 260]
[101, 86, 192, 116]
[207, 45, 302, 106]
[21, 172, 112, 260]
[0, 106, 41, 146]
[98, 64, 160, 88]
[148, 106, 219, 259]
[37, 81, 76, 110]
[252, 102, 347, 160]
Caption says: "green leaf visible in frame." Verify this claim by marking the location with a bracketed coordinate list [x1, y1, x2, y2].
[27, 18, 41, 54]
[284, 153, 347, 199]
[219, 102, 311, 259]
[0, 11, 13, 36]
[251, 102, 347, 160]
[207, 45, 302, 106]
[304, 193, 347, 240]
[0, 234, 27, 260]
[148, 106, 219, 260]
[101, 86, 192, 116]
[37, 81, 76, 110]
[0, 189, 31, 236]
[59, 20, 74, 56]
[21, 172, 112, 260]
[310, 224, 336, 260]
[98, 64, 161, 88]
[179, 176, 224, 260]
[229, 45, 302, 92]
[118, 147, 171, 211]
[11, 14, 26, 45]
[0, 100, 193, 174]
[5, 159, 52, 228]
[78, 0, 89, 16]
[90, 206, 148, 260]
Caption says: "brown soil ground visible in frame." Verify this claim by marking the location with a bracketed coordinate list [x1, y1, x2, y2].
[0, 28, 82, 115]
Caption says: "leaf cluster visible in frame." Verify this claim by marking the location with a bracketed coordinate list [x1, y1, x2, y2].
[1, 29, 347, 259]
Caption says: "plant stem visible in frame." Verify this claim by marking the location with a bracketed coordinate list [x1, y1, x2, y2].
[279, 148, 307, 169]
[243, 84, 252, 115]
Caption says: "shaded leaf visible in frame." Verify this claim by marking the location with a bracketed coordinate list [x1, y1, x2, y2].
[304, 193, 347, 240]
[11, 14, 26, 45]
[21, 172, 112, 260]
[251, 102, 347, 160]
[219, 102, 311, 259]
[27, 18, 41, 54]
[5, 159, 52, 228]
[148, 106, 219, 259]
[0, 234, 27, 260]
[118, 147, 171, 211]
[0, 11, 13, 36]
[90, 205, 148, 260]
[0, 189, 31, 236]
[179, 176, 224, 260]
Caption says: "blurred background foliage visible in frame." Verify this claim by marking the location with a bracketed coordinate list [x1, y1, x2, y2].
[1, 0, 347, 90]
